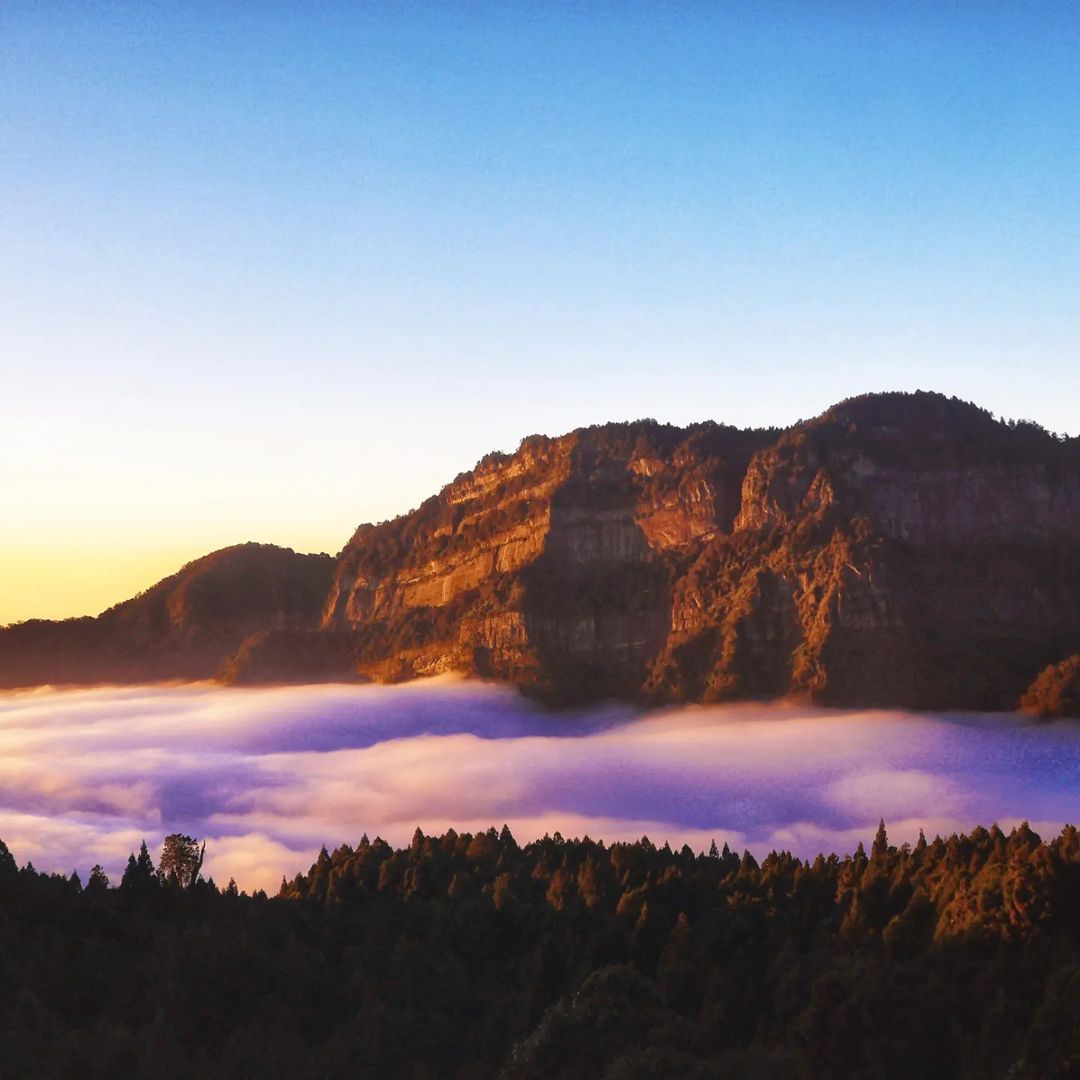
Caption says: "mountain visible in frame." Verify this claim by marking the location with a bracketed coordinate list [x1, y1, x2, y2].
[649, 393, 1080, 709]
[0, 543, 334, 686]
[3, 391, 1078, 711]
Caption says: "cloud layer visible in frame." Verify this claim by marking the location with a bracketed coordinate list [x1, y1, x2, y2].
[0, 677, 1076, 891]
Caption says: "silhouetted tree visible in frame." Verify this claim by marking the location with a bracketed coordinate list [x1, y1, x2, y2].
[0, 838, 17, 881]
[158, 834, 205, 889]
[121, 840, 158, 892]
[872, 818, 889, 858]
[86, 864, 110, 895]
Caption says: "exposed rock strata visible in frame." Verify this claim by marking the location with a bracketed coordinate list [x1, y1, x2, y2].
[309, 422, 774, 701]
[3, 393, 1078, 710]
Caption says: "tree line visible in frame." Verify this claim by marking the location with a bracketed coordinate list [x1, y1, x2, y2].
[0, 820, 1077, 1077]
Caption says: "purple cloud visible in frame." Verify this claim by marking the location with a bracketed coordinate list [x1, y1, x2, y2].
[0, 678, 1076, 892]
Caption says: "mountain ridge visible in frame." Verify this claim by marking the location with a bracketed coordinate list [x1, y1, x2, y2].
[3, 391, 1078, 712]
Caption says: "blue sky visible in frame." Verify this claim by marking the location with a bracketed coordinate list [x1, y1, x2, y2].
[2, 3, 1078, 620]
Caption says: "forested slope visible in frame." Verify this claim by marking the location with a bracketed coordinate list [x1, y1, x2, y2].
[1, 821, 1078, 1078]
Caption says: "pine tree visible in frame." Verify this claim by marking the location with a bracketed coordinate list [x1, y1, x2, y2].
[121, 853, 138, 887]
[136, 840, 155, 877]
[86, 865, 110, 895]
[872, 819, 889, 858]
[121, 841, 158, 892]
[0, 839, 17, 881]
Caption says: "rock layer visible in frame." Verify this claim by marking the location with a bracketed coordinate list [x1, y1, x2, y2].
[3, 392, 1078, 710]
[312, 421, 774, 701]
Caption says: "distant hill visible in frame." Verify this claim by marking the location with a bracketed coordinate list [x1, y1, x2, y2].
[3, 391, 1078, 712]
[0, 543, 334, 686]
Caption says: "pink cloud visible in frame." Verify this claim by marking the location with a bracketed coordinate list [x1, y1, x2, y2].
[0, 678, 1076, 889]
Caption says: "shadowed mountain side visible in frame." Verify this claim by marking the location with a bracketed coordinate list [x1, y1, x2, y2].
[644, 395, 1080, 710]
[0, 544, 335, 688]
[4, 392, 1079, 710]
[218, 628, 363, 686]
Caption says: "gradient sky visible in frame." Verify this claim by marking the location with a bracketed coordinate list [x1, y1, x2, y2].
[3, 3, 1079, 623]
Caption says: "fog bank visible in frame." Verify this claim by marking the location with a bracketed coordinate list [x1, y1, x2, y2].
[0, 678, 1076, 891]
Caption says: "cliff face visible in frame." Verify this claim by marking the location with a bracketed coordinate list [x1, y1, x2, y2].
[5, 392, 1078, 710]
[312, 422, 775, 701]
[0, 544, 334, 688]
[649, 395, 1080, 708]
[227, 393, 1080, 710]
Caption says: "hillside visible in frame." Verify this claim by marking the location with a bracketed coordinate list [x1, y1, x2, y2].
[0, 543, 334, 687]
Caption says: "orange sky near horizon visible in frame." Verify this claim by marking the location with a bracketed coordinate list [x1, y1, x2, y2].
[5, 545, 276, 626]
[2, 534, 343, 627]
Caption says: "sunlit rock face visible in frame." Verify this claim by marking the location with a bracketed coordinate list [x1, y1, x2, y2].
[652, 394, 1080, 710]
[3, 392, 1079, 711]
[309, 392, 1080, 710]
[318, 422, 772, 702]
[298, 393, 1080, 712]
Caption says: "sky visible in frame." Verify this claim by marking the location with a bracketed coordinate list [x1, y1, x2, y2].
[2, 3, 1079, 623]
[0, 679, 1075, 892]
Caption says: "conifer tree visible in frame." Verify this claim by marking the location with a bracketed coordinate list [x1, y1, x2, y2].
[0, 839, 17, 881]
[121, 841, 158, 891]
[872, 819, 889, 858]
[86, 865, 110, 894]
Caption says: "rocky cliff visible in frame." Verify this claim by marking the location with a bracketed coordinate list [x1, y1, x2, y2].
[647, 394, 1080, 710]
[4, 392, 1078, 711]
[306, 420, 776, 701]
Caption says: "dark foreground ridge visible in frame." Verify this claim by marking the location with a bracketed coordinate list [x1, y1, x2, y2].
[2, 822, 1078, 1078]
[3, 390, 1079, 712]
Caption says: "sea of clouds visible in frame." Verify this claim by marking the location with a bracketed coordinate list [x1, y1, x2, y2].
[0, 676, 1076, 892]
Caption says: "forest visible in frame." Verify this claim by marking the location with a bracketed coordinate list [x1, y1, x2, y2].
[0, 820, 1077, 1078]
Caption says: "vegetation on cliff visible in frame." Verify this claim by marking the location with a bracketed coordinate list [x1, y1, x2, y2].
[1022, 654, 1080, 719]
[0, 820, 1077, 1077]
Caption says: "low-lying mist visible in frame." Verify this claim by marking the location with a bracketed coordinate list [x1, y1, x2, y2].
[0, 677, 1076, 891]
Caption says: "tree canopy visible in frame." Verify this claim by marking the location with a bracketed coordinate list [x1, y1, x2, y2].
[0, 821, 1076, 1077]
